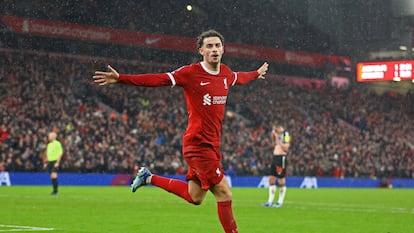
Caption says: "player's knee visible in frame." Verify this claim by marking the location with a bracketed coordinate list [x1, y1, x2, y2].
[224, 190, 233, 200]
[268, 177, 276, 185]
[188, 191, 205, 205]
[191, 197, 204, 205]
[215, 188, 233, 201]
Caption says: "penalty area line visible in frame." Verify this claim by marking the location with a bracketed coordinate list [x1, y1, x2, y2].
[0, 224, 55, 232]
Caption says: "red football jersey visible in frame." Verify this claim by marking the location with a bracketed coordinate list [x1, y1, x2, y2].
[118, 62, 259, 148]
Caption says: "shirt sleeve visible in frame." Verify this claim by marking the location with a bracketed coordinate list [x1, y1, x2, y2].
[118, 73, 174, 87]
[231, 71, 260, 86]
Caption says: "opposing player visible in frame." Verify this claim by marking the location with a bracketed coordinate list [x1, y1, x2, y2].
[263, 124, 290, 208]
[93, 29, 268, 233]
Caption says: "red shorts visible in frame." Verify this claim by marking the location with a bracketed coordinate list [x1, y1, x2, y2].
[183, 145, 225, 190]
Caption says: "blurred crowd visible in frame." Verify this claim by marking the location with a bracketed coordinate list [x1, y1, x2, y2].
[1, 49, 413, 179]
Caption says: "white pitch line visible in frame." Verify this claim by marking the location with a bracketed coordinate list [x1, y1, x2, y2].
[288, 201, 414, 214]
[0, 224, 54, 232]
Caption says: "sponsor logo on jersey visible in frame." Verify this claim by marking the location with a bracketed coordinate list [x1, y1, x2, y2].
[203, 93, 211, 105]
[203, 93, 227, 105]
[213, 96, 227, 104]
[200, 81, 211, 86]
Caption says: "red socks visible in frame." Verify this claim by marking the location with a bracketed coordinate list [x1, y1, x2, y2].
[150, 175, 194, 203]
[151, 176, 238, 233]
[217, 201, 238, 233]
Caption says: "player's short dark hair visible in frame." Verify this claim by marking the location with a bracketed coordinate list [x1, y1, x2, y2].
[196, 29, 224, 49]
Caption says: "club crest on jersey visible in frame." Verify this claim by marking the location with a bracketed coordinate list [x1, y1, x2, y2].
[223, 78, 228, 89]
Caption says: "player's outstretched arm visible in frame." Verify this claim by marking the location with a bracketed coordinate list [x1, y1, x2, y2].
[257, 62, 268, 79]
[93, 65, 119, 86]
[233, 62, 269, 85]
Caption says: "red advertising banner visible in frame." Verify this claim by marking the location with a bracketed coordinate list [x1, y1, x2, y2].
[1, 15, 350, 69]
[356, 60, 414, 82]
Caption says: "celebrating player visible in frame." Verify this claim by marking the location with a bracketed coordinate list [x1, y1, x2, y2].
[93, 29, 268, 233]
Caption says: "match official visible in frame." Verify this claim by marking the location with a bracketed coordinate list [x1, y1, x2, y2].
[45, 131, 63, 195]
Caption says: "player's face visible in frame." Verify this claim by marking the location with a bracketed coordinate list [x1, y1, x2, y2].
[199, 36, 224, 67]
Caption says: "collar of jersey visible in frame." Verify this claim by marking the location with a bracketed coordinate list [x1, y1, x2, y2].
[200, 62, 220, 75]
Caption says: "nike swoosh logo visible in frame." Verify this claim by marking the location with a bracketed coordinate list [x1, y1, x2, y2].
[200, 81, 211, 86]
[145, 38, 161, 45]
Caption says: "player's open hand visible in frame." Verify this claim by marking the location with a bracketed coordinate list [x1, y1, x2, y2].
[93, 65, 120, 86]
[257, 62, 268, 79]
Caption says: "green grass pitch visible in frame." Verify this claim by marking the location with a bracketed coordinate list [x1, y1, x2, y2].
[1, 186, 413, 233]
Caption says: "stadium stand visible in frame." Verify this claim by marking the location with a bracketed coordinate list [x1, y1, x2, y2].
[0, 49, 413, 179]
[0, 1, 413, 180]
[0, 0, 336, 54]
